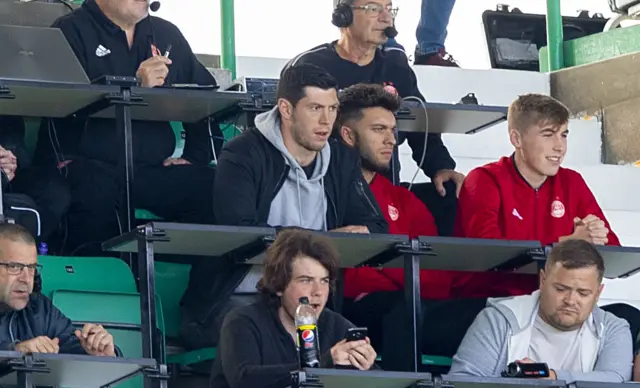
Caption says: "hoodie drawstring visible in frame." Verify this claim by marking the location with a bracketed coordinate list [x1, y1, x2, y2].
[321, 178, 327, 231]
[296, 169, 303, 226]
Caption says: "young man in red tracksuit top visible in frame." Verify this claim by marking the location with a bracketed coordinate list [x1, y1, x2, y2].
[456, 93, 620, 246]
[455, 93, 620, 298]
[334, 84, 536, 365]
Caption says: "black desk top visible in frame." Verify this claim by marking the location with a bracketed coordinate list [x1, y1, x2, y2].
[0, 78, 117, 118]
[303, 368, 432, 388]
[441, 375, 566, 388]
[247, 231, 407, 268]
[395, 101, 507, 135]
[531, 245, 640, 279]
[102, 222, 275, 257]
[90, 86, 246, 123]
[0, 351, 156, 388]
[379, 236, 541, 272]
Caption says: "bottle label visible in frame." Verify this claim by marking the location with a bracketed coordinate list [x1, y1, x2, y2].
[297, 324, 320, 367]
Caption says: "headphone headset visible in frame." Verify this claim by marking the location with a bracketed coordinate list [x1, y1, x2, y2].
[331, 0, 399, 38]
[33, 268, 42, 294]
[332, 1, 354, 28]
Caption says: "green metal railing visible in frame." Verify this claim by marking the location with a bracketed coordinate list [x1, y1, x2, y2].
[220, 0, 566, 75]
[545, 0, 564, 71]
[220, 0, 236, 79]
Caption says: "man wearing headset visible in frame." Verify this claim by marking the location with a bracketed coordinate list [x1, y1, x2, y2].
[0, 223, 118, 356]
[284, 0, 465, 223]
[35, 0, 219, 255]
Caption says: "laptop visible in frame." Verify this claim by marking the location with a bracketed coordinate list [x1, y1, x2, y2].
[0, 24, 90, 84]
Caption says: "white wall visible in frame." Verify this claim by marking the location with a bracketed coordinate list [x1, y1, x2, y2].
[155, 0, 640, 300]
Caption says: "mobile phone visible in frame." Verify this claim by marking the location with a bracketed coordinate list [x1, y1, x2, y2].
[345, 327, 368, 342]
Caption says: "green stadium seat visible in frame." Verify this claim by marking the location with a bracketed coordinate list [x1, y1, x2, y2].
[154, 262, 190, 339]
[52, 290, 167, 388]
[39, 256, 137, 298]
[374, 354, 452, 366]
[153, 262, 217, 368]
[135, 209, 164, 221]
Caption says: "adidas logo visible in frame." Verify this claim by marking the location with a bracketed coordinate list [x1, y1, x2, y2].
[95, 45, 111, 57]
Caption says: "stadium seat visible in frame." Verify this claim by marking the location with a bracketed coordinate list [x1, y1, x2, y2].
[52, 290, 166, 388]
[154, 262, 190, 339]
[153, 262, 217, 370]
[39, 255, 138, 298]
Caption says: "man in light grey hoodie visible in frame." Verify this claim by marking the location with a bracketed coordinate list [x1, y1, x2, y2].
[449, 239, 633, 383]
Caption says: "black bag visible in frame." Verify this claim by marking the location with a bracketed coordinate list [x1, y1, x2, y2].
[482, 6, 608, 71]
[1, 192, 41, 239]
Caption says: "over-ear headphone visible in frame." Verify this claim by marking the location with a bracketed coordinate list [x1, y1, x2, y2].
[332, 1, 353, 28]
[331, 1, 399, 38]
[33, 268, 42, 294]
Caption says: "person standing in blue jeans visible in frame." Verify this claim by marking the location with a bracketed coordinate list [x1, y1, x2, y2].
[387, 0, 458, 67]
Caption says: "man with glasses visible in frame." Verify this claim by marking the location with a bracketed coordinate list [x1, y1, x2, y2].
[284, 0, 464, 221]
[0, 223, 118, 356]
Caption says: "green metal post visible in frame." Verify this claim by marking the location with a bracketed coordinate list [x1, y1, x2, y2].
[546, 0, 564, 71]
[220, 0, 236, 79]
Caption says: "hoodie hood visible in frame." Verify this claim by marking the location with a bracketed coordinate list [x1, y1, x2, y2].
[255, 107, 331, 230]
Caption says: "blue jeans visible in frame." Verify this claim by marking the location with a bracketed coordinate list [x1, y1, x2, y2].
[386, 0, 456, 55]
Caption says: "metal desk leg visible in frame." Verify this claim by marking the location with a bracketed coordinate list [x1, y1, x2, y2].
[403, 239, 422, 372]
[114, 86, 136, 269]
[137, 224, 161, 378]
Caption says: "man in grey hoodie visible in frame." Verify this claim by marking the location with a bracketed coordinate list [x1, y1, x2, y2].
[449, 239, 633, 383]
[180, 64, 388, 350]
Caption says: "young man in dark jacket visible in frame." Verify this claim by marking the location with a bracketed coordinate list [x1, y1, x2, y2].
[210, 228, 377, 388]
[180, 64, 388, 351]
[0, 223, 117, 356]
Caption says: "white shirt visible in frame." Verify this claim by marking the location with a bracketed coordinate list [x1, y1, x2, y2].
[528, 314, 584, 372]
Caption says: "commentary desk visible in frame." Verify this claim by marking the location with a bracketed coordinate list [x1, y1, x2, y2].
[529, 245, 640, 279]
[441, 375, 566, 388]
[297, 368, 432, 388]
[0, 78, 118, 118]
[0, 351, 159, 388]
[395, 101, 508, 135]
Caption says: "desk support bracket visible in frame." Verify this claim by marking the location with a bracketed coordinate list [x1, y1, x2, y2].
[10, 355, 49, 388]
[0, 85, 15, 100]
[141, 364, 169, 388]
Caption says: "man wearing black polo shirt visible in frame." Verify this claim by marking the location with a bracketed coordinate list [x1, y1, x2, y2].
[285, 0, 465, 225]
[36, 0, 219, 255]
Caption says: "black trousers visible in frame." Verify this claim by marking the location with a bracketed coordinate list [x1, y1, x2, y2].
[9, 167, 70, 243]
[63, 159, 215, 256]
[343, 292, 487, 370]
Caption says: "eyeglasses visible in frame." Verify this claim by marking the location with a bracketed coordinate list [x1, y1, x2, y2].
[0, 262, 42, 275]
[352, 3, 399, 18]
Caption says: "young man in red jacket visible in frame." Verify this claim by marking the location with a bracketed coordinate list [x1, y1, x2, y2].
[334, 84, 536, 365]
[456, 94, 620, 247]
